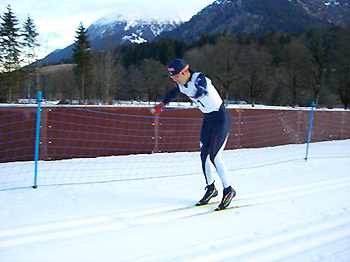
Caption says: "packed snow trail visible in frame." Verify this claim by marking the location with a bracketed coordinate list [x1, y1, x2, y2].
[0, 143, 350, 262]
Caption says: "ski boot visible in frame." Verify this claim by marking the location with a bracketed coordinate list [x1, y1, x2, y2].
[216, 186, 236, 210]
[196, 182, 218, 206]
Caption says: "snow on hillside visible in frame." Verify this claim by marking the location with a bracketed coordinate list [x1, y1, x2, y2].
[0, 140, 350, 261]
[94, 12, 184, 26]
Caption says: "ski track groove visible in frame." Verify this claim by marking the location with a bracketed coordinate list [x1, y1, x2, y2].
[180, 215, 350, 262]
[0, 176, 349, 249]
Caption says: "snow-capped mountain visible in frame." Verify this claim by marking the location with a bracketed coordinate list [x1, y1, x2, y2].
[38, 14, 183, 65]
[38, 0, 350, 65]
[158, 0, 350, 43]
[88, 13, 183, 49]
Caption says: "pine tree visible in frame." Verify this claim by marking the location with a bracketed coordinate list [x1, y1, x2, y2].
[22, 15, 39, 99]
[72, 22, 91, 102]
[0, 5, 21, 101]
[22, 15, 39, 65]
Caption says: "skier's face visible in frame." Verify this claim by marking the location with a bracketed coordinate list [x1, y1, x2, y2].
[170, 70, 190, 85]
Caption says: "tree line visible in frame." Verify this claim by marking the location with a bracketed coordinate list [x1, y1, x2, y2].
[0, 5, 39, 102]
[1, 5, 349, 108]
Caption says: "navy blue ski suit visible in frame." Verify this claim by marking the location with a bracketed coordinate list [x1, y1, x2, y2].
[161, 70, 231, 188]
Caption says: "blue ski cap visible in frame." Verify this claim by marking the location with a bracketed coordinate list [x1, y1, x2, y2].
[168, 59, 189, 76]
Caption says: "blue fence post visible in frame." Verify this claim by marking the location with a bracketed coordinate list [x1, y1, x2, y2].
[33, 91, 42, 188]
[305, 101, 315, 161]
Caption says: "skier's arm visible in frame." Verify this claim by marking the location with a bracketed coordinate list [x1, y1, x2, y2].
[193, 74, 208, 98]
[162, 85, 181, 105]
[151, 85, 181, 116]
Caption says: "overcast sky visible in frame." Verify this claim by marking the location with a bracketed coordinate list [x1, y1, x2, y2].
[2, 0, 215, 60]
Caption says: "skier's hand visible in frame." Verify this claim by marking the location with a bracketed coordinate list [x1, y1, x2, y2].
[151, 101, 165, 116]
[194, 86, 208, 98]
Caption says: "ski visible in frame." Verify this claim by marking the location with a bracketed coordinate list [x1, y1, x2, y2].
[163, 201, 220, 213]
[214, 206, 240, 212]
[188, 204, 251, 217]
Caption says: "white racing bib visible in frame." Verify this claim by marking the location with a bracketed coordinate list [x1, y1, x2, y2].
[178, 72, 222, 113]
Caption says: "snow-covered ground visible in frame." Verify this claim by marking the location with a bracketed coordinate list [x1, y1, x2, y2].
[1, 140, 350, 262]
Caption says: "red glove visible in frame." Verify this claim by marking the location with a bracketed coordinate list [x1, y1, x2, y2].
[151, 101, 165, 116]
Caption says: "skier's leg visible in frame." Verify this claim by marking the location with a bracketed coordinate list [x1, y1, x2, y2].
[211, 134, 231, 188]
[196, 121, 218, 206]
[209, 109, 231, 188]
[200, 121, 214, 186]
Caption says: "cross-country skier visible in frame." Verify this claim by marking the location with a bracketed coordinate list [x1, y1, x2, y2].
[151, 58, 236, 210]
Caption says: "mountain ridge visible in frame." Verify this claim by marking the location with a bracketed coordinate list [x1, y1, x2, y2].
[37, 0, 350, 65]
[157, 0, 350, 43]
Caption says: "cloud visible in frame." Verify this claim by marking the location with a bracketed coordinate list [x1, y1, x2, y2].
[2, 0, 214, 59]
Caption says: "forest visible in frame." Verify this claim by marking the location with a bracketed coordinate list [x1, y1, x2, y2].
[1, 5, 350, 109]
